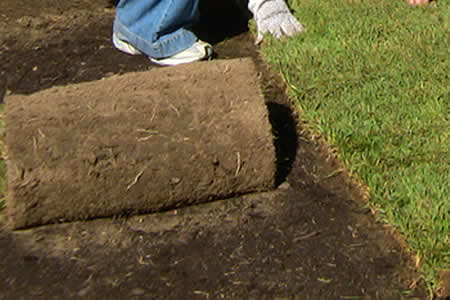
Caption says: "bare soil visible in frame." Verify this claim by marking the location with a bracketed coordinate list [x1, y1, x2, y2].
[0, 0, 428, 299]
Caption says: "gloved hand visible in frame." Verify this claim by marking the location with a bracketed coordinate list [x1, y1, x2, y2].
[248, 0, 305, 44]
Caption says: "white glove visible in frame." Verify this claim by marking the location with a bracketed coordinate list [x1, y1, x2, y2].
[248, 0, 305, 44]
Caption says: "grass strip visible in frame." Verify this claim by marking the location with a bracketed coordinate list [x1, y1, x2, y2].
[260, 0, 449, 290]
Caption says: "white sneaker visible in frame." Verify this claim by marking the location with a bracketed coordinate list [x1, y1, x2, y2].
[150, 40, 213, 66]
[112, 33, 213, 66]
[112, 33, 143, 56]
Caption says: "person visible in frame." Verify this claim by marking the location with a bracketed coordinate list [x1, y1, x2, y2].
[407, 0, 430, 4]
[112, 0, 431, 66]
[112, 0, 305, 66]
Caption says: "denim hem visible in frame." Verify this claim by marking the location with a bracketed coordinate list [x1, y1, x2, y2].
[113, 17, 197, 59]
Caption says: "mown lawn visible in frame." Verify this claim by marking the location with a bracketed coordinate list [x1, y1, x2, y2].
[260, 0, 449, 291]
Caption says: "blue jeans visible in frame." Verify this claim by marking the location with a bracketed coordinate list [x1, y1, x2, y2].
[113, 0, 200, 59]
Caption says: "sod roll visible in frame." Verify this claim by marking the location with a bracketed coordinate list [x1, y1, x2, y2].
[4, 58, 276, 229]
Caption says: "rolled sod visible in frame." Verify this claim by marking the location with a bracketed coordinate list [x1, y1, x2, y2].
[4, 58, 276, 229]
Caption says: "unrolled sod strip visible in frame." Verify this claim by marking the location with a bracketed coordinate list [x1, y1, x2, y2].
[4, 58, 276, 229]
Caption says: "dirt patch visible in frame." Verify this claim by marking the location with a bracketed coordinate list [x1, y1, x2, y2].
[0, 0, 427, 299]
[439, 270, 450, 299]
[0, 184, 425, 299]
[0, 0, 253, 96]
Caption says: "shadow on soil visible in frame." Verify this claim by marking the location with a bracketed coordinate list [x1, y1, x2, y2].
[195, 0, 251, 44]
[267, 102, 298, 186]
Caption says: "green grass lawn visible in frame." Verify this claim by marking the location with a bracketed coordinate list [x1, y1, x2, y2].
[260, 0, 449, 291]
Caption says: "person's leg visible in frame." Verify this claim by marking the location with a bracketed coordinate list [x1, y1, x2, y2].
[113, 0, 210, 63]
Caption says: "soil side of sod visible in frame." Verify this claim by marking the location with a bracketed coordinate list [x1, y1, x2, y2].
[0, 0, 429, 299]
[4, 58, 277, 229]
